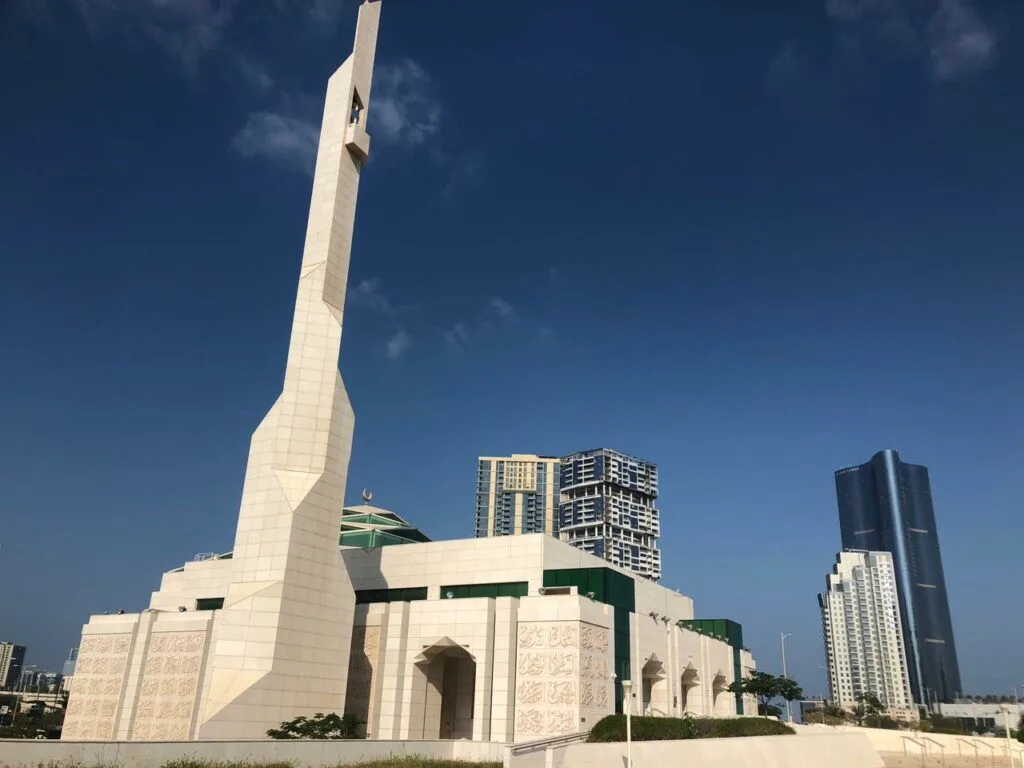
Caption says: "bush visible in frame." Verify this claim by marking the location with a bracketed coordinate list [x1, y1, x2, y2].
[266, 712, 362, 739]
[587, 715, 794, 742]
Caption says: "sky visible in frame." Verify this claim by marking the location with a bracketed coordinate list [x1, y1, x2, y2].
[1, 0, 1022, 700]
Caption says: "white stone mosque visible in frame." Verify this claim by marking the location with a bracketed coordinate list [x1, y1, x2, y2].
[62, 0, 757, 743]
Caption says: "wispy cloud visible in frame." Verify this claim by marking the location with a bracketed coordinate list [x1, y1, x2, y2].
[370, 59, 443, 147]
[29, 0, 351, 94]
[926, 0, 996, 80]
[385, 329, 412, 360]
[824, 0, 996, 80]
[230, 113, 318, 175]
[488, 297, 518, 324]
[439, 149, 487, 198]
[65, 0, 240, 77]
[445, 297, 525, 351]
[765, 43, 803, 91]
[349, 278, 396, 314]
[443, 322, 472, 351]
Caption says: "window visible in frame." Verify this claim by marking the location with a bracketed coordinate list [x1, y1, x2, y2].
[441, 581, 529, 599]
[355, 586, 428, 604]
[196, 597, 224, 611]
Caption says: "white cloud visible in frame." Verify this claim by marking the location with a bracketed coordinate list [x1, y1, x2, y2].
[230, 113, 319, 175]
[349, 278, 394, 314]
[385, 329, 412, 360]
[370, 59, 443, 146]
[824, 0, 996, 80]
[488, 297, 518, 324]
[67, 0, 239, 74]
[444, 322, 471, 351]
[235, 56, 275, 92]
[927, 0, 996, 80]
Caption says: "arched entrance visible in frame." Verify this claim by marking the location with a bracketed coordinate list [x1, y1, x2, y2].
[680, 665, 701, 715]
[413, 637, 476, 740]
[712, 671, 730, 716]
[641, 655, 668, 716]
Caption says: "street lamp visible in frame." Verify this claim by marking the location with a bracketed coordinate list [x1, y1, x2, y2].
[781, 633, 793, 722]
[622, 679, 633, 768]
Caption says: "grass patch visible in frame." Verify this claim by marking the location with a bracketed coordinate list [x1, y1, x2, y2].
[588, 715, 795, 742]
[162, 760, 500, 768]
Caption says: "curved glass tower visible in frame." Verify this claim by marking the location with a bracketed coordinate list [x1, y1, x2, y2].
[835, 450, 962, 705]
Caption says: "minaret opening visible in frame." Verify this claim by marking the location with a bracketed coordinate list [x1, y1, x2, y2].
[350, 90, 364, 125]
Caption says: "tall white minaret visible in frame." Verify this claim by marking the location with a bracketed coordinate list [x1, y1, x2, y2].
[197, 1, 381, 738]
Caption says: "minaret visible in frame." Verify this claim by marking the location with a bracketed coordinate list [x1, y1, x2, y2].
[197, 1, 381, 738]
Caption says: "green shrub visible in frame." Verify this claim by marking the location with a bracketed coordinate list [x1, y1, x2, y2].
[588, 715, 794, 742]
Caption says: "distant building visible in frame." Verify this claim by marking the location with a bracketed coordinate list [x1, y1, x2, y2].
[62, 648, 78, 679]
[0, 642, 26, 690]
[938, 701, 1024, 732]
[560, 448, 661, 581]
[475, 454, 561, 537]
[835, 450, 961, 704]
[819, 551, 914, 712]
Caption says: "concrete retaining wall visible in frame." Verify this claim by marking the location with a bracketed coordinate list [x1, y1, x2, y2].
[796, 724, 1024, 759]
[0, 739, 508, 768]
[527, 732, 884, 768]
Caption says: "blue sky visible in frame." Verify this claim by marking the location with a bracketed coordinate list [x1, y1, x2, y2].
[1, 0, 1022, 699]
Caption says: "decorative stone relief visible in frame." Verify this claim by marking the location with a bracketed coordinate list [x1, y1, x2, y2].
[345, 624, 380, 736]
[131, 631, 207, 741]
[61, 633, 133, 741]
[513, 621, 613, 739]
[577, 622, 611, 727]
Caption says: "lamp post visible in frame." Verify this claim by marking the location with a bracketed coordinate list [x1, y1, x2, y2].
[781, 633, 793, 722]
[622, 679, 633, 768]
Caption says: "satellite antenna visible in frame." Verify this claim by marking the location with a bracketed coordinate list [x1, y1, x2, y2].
[361, 488, 373, 503]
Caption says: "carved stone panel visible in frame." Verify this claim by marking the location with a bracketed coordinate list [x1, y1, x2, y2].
[514, 621, 594, 740]
[62, 633, 133, 741]
[131, 631, 207, 740]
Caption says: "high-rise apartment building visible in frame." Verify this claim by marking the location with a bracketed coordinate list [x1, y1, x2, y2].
[559, 448, 661, 581]
[835, 450, 962, 705]
[475, 454, 561, 537]
[819, 551, 914, 711]
[0, 642, 26, 689]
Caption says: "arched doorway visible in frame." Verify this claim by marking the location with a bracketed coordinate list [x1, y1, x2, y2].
[641, 655, 668, 716]
[712, 671, 730, 716]
[680, 665, 701, 715]
[414, 637, 476, 740]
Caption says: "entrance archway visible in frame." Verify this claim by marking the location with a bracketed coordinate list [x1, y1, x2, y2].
[680, 665, 701, 715]
[712, 671, 730, 716]
[414, 637, 476, 740]
[641, 655, 668, 715]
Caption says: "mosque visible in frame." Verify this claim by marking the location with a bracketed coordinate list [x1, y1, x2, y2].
[61, 0, 757, 743]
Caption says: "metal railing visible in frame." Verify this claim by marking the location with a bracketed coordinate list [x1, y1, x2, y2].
[956, 738, 998, 768]
[508, 730, 591, 757]
[903, 735, 947, 768]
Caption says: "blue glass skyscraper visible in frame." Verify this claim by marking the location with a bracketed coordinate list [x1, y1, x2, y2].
[835, 450, 962, 705]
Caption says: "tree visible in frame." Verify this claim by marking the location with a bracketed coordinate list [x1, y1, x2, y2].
[266, 712, 362, 740]
[778, 678, 805, 712]
[728, 672, 802, 718]
[1016, 714, 1024, 744]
